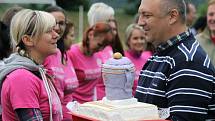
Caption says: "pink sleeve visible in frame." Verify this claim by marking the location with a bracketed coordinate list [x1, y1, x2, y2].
[62, 93, 73, 120]
[8, 70, 41, 110]
[67, 47, 74, 62]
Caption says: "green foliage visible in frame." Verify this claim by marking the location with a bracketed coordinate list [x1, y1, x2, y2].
[197, 2, 207, 17]
[23, 4, 49, 10]
[56, 0, 90, 11]
[0, 3, 50, 11]
[123, 0, 139, 15]
[190, 0, 208, 6]
[186, 0, 208, 17]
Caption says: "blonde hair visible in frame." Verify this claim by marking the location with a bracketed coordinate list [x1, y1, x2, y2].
[87, 2, 115, 27]
[125, 24, 144, 48]
[10, 9, 56, 48]
[208, 0, 215, 6]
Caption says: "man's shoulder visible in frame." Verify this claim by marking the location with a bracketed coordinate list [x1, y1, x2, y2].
[171, 39, 214, 69]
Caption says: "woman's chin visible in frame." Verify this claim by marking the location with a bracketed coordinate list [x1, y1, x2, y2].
[48, 49, 58, 55]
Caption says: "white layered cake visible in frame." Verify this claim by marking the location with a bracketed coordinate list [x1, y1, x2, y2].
[74, 98, 160, 121]
[71, 53, 160, 120]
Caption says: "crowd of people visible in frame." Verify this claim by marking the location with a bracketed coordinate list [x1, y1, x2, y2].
[0, 0, 215, 121]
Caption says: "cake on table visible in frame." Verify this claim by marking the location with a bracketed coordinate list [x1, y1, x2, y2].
[75, 98, 159, 121]
[71, 53, 160, 121]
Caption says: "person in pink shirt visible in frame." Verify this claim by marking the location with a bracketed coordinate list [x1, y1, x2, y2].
[44, 6, 78, 121]
[87, 3, 124, 61]
[124, 24, 152, 95]
[62, 21, 75, 50]
[87, 3, 124, 100]
[96, 19, 124, 62]
[0, 9, 62, 120]
[108, 19, 124, 55]
[43, 49, 78, 120]
[67, 22, 113, 104]
[96, 19, 125, 100]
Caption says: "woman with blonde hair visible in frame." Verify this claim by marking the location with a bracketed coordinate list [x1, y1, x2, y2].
[44, 7, 79, 120]
[124, 24, 152, 95]
[0, 9, 62, 120]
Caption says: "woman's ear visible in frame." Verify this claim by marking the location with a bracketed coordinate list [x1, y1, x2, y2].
[88, 30, 94, 40]
[21, 35, 34, 47]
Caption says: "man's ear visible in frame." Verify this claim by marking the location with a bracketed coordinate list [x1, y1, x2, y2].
[21, 35, 34, 47]
[169, 9, 179, 25]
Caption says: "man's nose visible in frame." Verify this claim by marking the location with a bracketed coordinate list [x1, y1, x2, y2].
[138, 16, 146, 28]
[212, 15, 215, 20]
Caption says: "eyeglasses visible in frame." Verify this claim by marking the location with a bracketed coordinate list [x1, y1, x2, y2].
[56, 21, 66, 26]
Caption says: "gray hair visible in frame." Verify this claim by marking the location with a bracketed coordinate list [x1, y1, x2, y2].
[160, 0, 186, 23]
[87, 2, 115, 27]
[10, 9, 56, 48]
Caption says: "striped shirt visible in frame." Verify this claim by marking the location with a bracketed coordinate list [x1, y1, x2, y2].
[135, 30, 215, 121]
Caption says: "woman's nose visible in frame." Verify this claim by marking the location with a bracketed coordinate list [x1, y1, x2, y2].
[53, 24, 60, 33]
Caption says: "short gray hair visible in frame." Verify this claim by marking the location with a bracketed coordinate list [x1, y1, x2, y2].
[87, 2, 115, 27]
[160, 0, 186, 23]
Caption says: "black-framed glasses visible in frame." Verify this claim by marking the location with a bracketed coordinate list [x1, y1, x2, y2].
[56, 21, 66, 26]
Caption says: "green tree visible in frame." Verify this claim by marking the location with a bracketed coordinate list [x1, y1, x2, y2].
[123, 0, 139, 15]
[197, 2, 207, 17]
[56, 0, 90, 11]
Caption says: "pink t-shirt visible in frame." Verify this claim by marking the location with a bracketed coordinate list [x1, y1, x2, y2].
[124, 50, 152, 95]
[43, 49, 79, 120]
[95, 46, 113, 100]
[96, 46, 113, 63]
[67, 44, 102, 103]
[1, 69, 61, 121]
